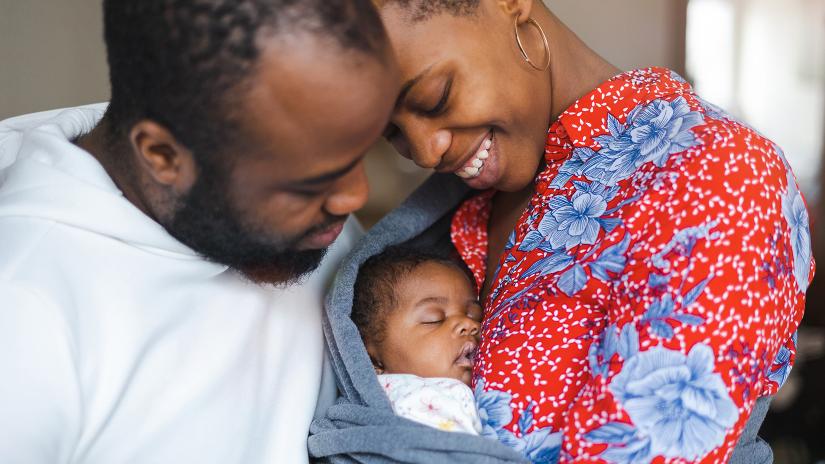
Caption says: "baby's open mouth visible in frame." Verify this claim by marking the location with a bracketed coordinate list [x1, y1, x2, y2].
[454, 341, 478, 369]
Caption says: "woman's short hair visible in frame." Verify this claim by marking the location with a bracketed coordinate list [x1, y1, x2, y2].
[372, 0, 479, 22]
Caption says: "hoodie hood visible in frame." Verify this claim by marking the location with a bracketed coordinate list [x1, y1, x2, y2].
[0, 104, 209, 260]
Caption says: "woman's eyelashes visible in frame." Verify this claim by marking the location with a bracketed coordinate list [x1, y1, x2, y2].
[289, 187, 326, 198]
[422, 78, 452, 117]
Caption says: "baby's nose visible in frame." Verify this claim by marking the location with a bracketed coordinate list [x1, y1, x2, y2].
[456, 317, 480, 337]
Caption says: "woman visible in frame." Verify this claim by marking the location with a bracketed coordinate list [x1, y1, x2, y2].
[370, 0, 813, 462]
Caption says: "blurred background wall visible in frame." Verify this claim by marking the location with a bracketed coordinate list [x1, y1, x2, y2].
[1, 0, 823, 461]
[0, 1, 108, 117]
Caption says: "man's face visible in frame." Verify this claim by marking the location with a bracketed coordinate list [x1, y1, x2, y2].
[164, 36, 400, 284]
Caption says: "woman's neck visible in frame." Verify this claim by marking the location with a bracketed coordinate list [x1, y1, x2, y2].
[534, 6, 622, 121]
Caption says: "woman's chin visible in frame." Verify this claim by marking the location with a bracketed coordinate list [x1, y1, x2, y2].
[462, 173, 496, 190]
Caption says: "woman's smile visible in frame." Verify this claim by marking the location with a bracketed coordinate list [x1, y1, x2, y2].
[459, 130, 503, 190]
[454, 129, 493, 178]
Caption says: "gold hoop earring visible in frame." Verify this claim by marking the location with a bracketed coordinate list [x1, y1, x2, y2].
[514, 17, 550, 71]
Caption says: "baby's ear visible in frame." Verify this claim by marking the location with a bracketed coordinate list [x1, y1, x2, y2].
[370, 356, 385, 375]
[365, 343, 385, 375]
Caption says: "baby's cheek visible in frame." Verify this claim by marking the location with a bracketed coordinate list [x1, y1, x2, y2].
[414, 343, 451, 377]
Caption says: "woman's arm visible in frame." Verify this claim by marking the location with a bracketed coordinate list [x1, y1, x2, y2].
[559, 140, 812, 463]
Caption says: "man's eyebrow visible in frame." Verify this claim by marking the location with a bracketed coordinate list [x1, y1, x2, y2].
[396, 64, 435, 109]
[292, 156, 363, 186]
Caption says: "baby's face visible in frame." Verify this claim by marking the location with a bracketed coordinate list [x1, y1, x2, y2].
[369, 261, 482, 386]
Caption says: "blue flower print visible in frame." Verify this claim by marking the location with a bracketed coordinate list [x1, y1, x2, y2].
[767, 344, 793, 388]
[475, 381, 562, 463]
[538, 193, 605, 250]
[475, 381, 514, 441]
[523, 181, 621, 252]
[782, 171, 812, 293]
[627, 97, 704, 167]
[767, 331, 797, 389]
[599, 435, 653, 464]
[562, 97, 706, 187]
[586, 421, 654, 464]
[640, 276, 709, 340]
[609, 344, 738, 460]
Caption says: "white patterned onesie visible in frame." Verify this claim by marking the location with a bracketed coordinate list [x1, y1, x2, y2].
[377, 373, 482, 435]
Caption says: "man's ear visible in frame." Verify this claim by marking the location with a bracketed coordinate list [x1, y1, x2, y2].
[496, 0, 534, 24]
[128, 120, 198, 193]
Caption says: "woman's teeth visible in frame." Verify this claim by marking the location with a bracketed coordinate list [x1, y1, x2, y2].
[456, 136, 493, 179]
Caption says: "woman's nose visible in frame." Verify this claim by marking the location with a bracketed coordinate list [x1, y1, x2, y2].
[405, 124, 452, 170]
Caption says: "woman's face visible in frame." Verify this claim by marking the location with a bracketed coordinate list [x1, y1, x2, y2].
[380, 1, 553, 192]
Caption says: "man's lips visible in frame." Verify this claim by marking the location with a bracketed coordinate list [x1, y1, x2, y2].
[300, 220, 345, 249]
[454, 340, 478, 369]
[435, 130, 493, 174]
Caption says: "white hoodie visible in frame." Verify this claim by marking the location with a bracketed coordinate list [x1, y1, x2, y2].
[0, 104, 360, 464]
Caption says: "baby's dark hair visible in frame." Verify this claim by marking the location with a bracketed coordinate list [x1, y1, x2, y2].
[351, 246, 472, 347]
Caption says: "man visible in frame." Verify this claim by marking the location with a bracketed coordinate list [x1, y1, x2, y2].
[0, 1, 399, 462]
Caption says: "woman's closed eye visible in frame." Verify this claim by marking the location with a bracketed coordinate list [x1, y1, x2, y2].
[422, 78, 452, 117]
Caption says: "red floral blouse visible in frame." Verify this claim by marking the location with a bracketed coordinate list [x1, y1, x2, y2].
[451, 68, 814, 463]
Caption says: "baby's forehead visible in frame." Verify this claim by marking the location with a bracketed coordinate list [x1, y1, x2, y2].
[399, 259, 471, 284]
[392, 261, 476, 302]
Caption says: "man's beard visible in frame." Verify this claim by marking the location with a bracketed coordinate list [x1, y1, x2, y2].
[161, 168, 340, 285]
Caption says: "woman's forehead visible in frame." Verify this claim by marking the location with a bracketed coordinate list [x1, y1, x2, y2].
[380, 5, 497, 76]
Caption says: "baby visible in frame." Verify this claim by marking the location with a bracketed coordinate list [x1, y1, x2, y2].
[351, 247, 483, 434]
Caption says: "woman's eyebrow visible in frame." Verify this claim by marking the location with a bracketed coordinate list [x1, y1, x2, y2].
[396, 64, 435, 109]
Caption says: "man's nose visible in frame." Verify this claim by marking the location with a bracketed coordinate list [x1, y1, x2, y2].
[323, 162, 369, 217]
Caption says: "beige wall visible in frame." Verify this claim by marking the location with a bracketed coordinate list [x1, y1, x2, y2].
[0, 0, 109, 119]
[552, 0, 687, 74]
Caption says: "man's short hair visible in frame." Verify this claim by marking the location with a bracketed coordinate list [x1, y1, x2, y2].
[103, 0, 388, 162]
